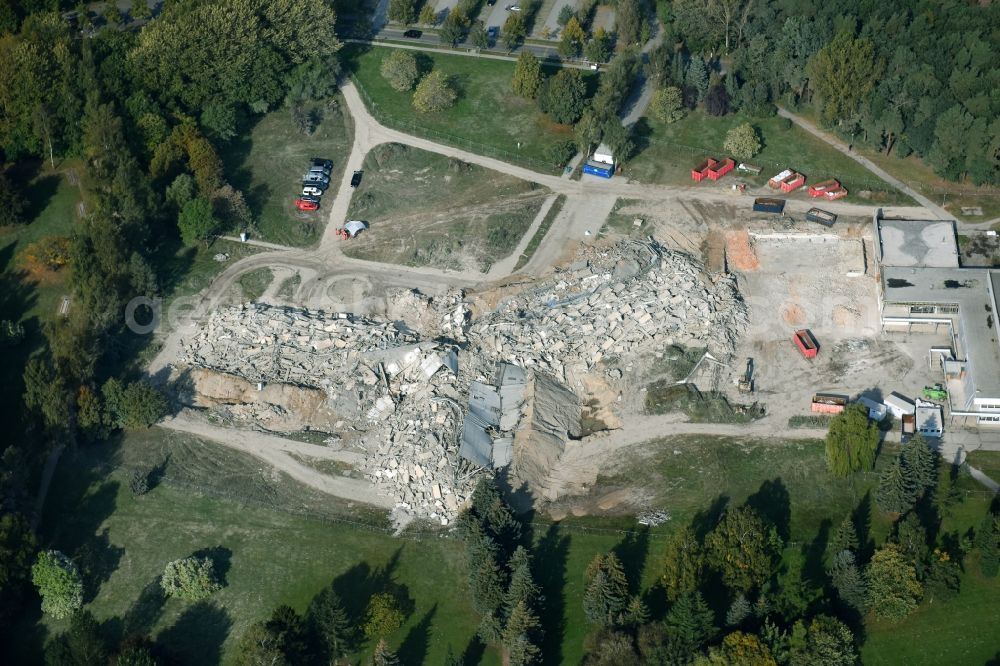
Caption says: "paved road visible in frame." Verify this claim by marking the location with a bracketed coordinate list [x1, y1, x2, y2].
[348, 35, 587, 68]
[777, 108, 951, 220]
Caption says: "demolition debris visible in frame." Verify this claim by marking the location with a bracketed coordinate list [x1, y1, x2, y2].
[176, 240, 748, 524]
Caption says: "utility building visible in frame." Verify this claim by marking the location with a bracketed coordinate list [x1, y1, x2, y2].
[875, 211, 1000, 426]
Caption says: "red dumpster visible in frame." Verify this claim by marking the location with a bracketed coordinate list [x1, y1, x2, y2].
[808, 179, 840, 197]
[793, 329, 819, 358]
[824, 187, 848, 200]
[707, 157, 735, 181]
[691, 158, 718, 182]
[781, 173, 806, 193]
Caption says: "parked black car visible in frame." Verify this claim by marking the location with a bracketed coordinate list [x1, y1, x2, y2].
[299, 193, 322, 204]
[311, 158, 333, 169]
[403, 29, 422, 38]
[350, 170, 363, 187]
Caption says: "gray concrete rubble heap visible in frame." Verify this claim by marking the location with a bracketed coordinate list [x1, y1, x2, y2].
[468, 240, 748, 380]
[176, 240, 748, 524]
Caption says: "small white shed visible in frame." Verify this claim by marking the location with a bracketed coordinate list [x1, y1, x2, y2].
[593, 143, 614, 166]
[884, 392, 915, 419]
[858, 396, 888, 422]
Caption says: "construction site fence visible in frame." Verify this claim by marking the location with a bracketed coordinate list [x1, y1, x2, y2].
[105, 463, 997, 545]
[350, 80, 561, 175]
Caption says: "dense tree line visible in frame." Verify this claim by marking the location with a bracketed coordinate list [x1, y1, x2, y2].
[662, 0, 1000, 185]
[0, 0, 342, 641]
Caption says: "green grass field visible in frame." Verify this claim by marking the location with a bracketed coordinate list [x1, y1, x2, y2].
[627, 113, 911, 204]
[219, 96, 354, 247]
[343, 143, 549, 271]
[966, 450, 1000, 482]
[343, 44, 586, 172]
[10, 428, 1000, 665]
[236, 268, 273, 301]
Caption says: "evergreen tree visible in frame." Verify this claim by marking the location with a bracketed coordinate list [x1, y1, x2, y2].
[974, 513, 999, 577]
[306, 586, 354, 660]
[876, 455, 915, 514]
[582, 553, 629, 627]
[686, 57, 709, 102]
[503, 600, 541, 666]
[44, 610, 107, 666]
[505, 546, 540, 613]
[726, 593, 751, 626]
[901, 434, 937, 497]
[894, 513, 928, 563]
[829, 515, 859, 556]
[828, 550, 865, 611]
[665, 591, 716, 652]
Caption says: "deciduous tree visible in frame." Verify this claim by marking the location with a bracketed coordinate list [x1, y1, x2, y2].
[31, 550, 83, 619]
[661, 525, 704, 600]
[865, 544, 922, 620]
[650, 86, 685, 124]
[413, 71, 457, 113]
[705, 506, 781, 592]
[558, 16, 585, 58]
[807, 32, 880, 124]
[512, 51, 542, 99]
[380, 51, 420, 92]
[161, 556, 222, 600]
[388, 0, 416, 24]
[177, 197, 219, 246]
[501, 12, 526, 51]
[363, 592, 406, 638]
[787, 615, 856, 666]
[539, 69, 587, 124]
[824, 403, 878, 477]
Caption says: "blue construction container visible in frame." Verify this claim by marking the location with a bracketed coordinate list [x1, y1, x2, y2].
[583, 160, 613, 179]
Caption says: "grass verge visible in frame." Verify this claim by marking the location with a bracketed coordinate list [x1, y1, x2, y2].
[344, 143, 549, 271]
[627, 112, 910, 205]
[236, 268, 273, 302]
[219, 96, 354, 247]
[343, 44, 586, 173]
[514, 194, 565, 270]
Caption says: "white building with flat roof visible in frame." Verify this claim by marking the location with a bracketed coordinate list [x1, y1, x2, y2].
[874, 211, 1000, 427]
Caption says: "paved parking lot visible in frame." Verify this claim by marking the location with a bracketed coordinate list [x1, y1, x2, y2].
[539, 0, 575, 37]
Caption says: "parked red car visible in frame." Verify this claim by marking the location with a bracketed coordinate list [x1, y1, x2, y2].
[294, 198, 319, 211]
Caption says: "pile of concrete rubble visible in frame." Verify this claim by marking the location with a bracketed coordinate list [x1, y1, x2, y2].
[176, 240, 748, 524]
[469, 241, 748, 380]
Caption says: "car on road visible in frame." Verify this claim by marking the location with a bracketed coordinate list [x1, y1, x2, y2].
[350, 170, 363, 187]
[302, 185, 323, 196]
[403, 29, 422, 38]
[294, 198, 319, 211]
[486, 0, 496, 5]
[487, 26, 499, 41]
[311, 158, 333, 169]
[505, 4, 521, 10]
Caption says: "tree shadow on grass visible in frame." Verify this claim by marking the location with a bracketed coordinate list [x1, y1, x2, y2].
[191, 546, 233, 587]
[331, 547, 408, 628]
[397, 604, 436, 665]
[851, 491, 875, 564]
[534, 523, 570, 665]
[691, 494, 729, 541]
[801, 519, 832, 591]
[745, 478, 791, 542]
[157, 601, 232, 666]
[613, 526, 650, 596]
[121, 575, 167, 637]
[461, 634, 486, 666]
[77, 527, 125, 604]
